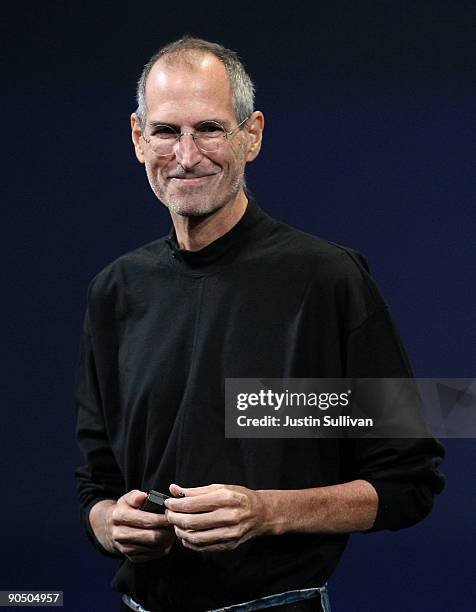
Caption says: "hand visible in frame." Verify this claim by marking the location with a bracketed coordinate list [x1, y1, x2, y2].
[90, 490, 176, 563]
[164, 483, 270, 553]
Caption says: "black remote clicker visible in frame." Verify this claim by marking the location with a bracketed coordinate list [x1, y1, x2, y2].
[140, 490, 184, 514]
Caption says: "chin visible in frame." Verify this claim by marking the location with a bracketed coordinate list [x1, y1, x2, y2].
[163, 185, 243, 217]
[165, 198, 222, 217]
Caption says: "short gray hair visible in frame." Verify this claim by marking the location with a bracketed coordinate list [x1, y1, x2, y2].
[135, 36, 255, 128]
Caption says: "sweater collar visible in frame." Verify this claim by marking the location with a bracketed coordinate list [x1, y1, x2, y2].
[165, 195, 270, 270]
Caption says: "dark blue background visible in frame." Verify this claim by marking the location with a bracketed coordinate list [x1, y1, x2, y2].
[2, 2, 475, 610]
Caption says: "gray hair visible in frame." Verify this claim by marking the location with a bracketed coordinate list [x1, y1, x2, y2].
[135, 36, 255, 128]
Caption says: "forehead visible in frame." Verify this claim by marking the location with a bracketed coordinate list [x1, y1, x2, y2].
[144, 53, 235, 124]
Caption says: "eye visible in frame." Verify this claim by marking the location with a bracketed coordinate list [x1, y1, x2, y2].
[197, 122, 225, 137]
[152, 125, 177, 139]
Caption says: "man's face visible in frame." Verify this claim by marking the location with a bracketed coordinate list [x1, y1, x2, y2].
[131, 54, 263, 217]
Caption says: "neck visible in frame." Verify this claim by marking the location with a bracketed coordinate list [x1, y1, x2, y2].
[170, 190, 248, 251]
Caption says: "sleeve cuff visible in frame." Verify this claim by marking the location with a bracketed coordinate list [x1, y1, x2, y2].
[362, 479, 434, 533]
[81, 498, 124, 558]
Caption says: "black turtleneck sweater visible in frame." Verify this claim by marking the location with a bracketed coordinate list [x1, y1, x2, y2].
[75, 197, 445, 611]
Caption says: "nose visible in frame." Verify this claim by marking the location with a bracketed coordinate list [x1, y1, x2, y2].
[174, 133, 204, 170]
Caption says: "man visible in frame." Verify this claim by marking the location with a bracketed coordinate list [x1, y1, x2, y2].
[75, 37, 445, 612]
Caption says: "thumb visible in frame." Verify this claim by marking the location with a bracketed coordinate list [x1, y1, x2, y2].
[122, 489, 147, 508]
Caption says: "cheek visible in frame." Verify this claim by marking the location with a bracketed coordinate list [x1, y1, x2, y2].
[221, 148, 245, 176]
[232, 142, 248, 169]
[146, 159, 166, 180]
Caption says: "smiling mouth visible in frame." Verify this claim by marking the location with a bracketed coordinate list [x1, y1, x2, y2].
[169, 172, 217, 183]
[169, 174, 217, 183]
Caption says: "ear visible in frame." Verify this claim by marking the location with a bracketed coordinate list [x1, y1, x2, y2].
[245, 111, 265, 162]
[131, 113, 146, 164]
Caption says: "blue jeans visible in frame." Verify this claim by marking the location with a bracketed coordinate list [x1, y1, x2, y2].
[122, 585, 331, 611]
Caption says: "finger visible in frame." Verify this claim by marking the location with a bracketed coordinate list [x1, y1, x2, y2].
[169, 483, 223, 498]
[120, 542, 167, 554]
[181, 540, 239, 553]
[113, 506, 170, 529]
[165, 488, 238, 513]
[165, 508, 240, 531]
[121, 542, 174, 562]
[174, 525, 242, 548]
[114, 526, 174, 548]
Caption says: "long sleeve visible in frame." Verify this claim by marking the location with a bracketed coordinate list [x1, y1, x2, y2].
[74, 306, 125, 556]
[342, 305, 445, 531]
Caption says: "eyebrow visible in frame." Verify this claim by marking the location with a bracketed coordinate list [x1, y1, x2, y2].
[147, 118, 231, 130]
